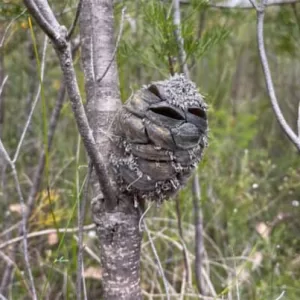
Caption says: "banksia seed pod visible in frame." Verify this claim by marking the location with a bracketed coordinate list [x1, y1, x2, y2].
[112, 74, 208, 203]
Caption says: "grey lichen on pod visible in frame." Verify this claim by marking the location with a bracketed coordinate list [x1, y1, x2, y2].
[112, 74, 208, 203]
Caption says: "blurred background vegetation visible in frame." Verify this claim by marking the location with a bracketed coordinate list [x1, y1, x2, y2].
[0, 0, 300, 299]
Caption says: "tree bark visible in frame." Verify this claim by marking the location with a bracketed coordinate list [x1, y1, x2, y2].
[79, 1, 142, 299]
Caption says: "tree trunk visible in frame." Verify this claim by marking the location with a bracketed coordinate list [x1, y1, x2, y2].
[79, 1, 142, 299]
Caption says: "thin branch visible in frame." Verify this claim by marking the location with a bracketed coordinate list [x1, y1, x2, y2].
[34, 0, 61, 30]
[0, 265, 14, 300]
[143, 220, 170, 300]
[0, 248, 14, 295]
[0, 251, 17, 270]
[0, 141, 37, 300]
[172, 0, 207, 295]
[0, 10, 27, 48]
[55, 36, 117, 209]
[192, 172, 206, 295]
[142, 291, 222, 299]
[25, 81, 65, 217]
[13, 36, 48, 164]
[0, 50, 75, 300]
[252, 0, 300, 150]
[0, 222, 21, 238]
[175, 196, 191, 288]
[77, 162, 92, 300]
[67, 0, 83, 40]
[139, 202, 154, 232]
[274, 291, 285, 300]
[73, 235, 101, 264]
[179, 268, 187, 300]
[23, 0, 60, 42]
[180, 0, 300, 8]
[0, 224, 95, 250]
[248, 0, 260, 10]
[292, 2, 300, 140]
[82, 260, 88, 300]
[0, 294, 8, 300]
[2, 266, 30, 298]
[298, 102, 300, 138]
[0, 76, 8, 98]
[24, 2, 117, 209]
[26, 38, 80, 224]
[161, 3, 175, 76]
[173, 0, 190, 77]
[97, 6, 126, 83]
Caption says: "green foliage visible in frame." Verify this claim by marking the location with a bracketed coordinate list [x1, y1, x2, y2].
[1, 0, 300, 299]
[118, 0, 229, 79]
[0, 0, 25, 21]
[270, 7, 300, 56]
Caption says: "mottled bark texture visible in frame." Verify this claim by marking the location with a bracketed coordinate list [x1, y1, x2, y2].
[80, 1, 142, 299]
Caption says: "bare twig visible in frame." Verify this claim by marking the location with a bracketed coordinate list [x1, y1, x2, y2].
[73, 235, 101, 263]
[0, 251, 15, 271]
[0, 72, 6, 139]
[97, 6, 126, 83]
[0, 76, 8, 98]
[175, 196, 191, 287]
[0, 40, 79, 293]
[192, 173, 207, 295]
[25, 81, 66, 214]
[139, 202, 154, 232]
[143, 220, 170, 300]
[142, 291, 222, 299]
[298, 103, 300, 138]
[26, 38, 80, 223]
[180, 0, 300, 8]
[0, 141, 37, 300]
[251, 0, 300, 150]
[0, 294, 8, 300]
[172, 0, 207, 295]
[13, 36, 48, 164]
[0, 224, 95, 250]
[274, 291, 285, 300]
[0, 253, 14, 295]
[67, 0, 83, 39]
[173, 0, 190, 77]
[77, 162, 92, 300]
[82, 261, 88, 300]
[248, 0, 260, 10]
[0, 10, 27, 48]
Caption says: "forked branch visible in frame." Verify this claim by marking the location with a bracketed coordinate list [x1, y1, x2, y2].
[23, 0, 117, 208]
[251, 0, 300, 151]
